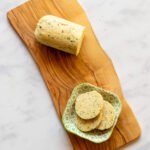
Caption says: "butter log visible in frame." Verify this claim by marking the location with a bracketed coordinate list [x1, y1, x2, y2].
[34, 15, 85, 55]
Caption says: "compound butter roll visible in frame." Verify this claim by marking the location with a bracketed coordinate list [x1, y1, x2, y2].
[34, 15, 85, 55]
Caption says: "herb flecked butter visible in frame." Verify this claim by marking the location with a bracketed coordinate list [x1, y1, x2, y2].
[34, 15, 85, 55]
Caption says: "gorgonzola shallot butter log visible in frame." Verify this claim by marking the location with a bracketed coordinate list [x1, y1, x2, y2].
[34, 15, 85, 55]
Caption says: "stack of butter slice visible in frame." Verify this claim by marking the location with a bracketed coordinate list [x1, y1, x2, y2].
[75, 91, 115, 132]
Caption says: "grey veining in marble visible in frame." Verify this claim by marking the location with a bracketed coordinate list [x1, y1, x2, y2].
[0, 0, 150, 149]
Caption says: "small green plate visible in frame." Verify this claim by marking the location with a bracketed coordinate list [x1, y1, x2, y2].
[62, 83, 122, 143]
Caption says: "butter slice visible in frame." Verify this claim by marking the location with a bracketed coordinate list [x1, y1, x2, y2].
[34, 15, 85, 55]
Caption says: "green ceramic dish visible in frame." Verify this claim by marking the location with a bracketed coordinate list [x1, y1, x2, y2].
[62, 83, 122, 143]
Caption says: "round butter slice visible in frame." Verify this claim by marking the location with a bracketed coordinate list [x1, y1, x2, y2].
[97, 101, 115, 130]
[75, 111, 103, 132]
[34, 15, 85, 55]
[75, 91, 104, 120]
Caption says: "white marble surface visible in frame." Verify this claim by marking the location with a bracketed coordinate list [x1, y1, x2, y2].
[0, 0, 150, 149]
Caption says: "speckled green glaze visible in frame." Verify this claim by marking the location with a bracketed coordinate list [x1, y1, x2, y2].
[62, 83, 122, 143]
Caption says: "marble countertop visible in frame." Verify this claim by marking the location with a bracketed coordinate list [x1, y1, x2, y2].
[0, 0, 150, 149]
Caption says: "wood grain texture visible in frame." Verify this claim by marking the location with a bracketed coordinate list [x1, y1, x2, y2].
[7, 0, 141, 149]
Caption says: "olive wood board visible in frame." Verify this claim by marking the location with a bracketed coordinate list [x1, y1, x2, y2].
[7, 0, 141, 149]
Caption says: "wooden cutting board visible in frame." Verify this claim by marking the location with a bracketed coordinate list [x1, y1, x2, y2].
[7, 0, 141, 149]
